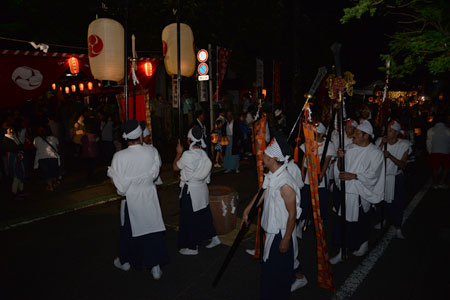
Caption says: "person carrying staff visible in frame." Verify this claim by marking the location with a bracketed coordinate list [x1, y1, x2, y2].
[375, 120, 412, 238]
[330, 120, 385, 264]
[241, 137, 301, 300]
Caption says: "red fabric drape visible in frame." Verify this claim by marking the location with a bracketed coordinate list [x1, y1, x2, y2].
[0, 55, 67, 109]
[120, 94, 147, 122]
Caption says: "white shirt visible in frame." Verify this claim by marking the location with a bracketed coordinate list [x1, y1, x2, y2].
[107, 144, 165, 237]
[177, 148, 212, 212]
[261, 164, 301, 262]
[33, 136, 60, 169]
[334, 143, 385, 222]
[300, 139, 336, 188]
[427, 123, 450, 154]
[375, 138, 411, 203]
[226, 120, 234, 137]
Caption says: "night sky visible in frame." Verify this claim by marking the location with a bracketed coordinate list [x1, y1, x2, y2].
[0, 0, 396, 93]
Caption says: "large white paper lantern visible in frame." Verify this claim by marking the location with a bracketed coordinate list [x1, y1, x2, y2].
[162, 23, 195, 77]
[88, 18, 124, 83]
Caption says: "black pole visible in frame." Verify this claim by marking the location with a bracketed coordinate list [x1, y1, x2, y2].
[177, 0, 182, 138]
[132, 75, 136, 119]
[124, 1, 129, 121]
[338, 96, 347, 259]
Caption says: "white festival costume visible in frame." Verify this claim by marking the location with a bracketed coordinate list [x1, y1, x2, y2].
[177, 148, 212, 212]
[107, 144, 165, 237]
[261, 164, 301, 262]
[376, 138, 411, 203]
[334, 143, 385, 221]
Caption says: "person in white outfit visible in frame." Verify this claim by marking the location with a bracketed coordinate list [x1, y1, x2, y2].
[375, 120, 412, 239]
[173, 125, 221, 256]
[426, 114, 450, 189]
[241, 137, 301, 300]
[108, 120, 168, 280]
[330, 120, 385, 264]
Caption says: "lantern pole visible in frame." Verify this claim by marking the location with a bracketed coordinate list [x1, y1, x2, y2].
[177, 0, 182, 139]
[132, 34, 136, 120]
[124, 0, 129, 121]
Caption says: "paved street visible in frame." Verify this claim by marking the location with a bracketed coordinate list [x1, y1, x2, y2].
[1, 157, 449, 300]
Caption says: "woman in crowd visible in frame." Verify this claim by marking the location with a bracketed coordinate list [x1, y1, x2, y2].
[33, 126, 60, 192]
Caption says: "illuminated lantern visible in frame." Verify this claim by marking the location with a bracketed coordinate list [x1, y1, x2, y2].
[375, 91, 381, 97]
[65, 86, 70, 94]
[79, 83, 84, 91]
[88, 82, 93, 90]
[428, 116, 434, 123]
[262, 89, 267, 98]
[88, 18, 124, 83]
[52, 83, 56, 90]
[414, 128, 421, 136]
[98, 82, 101, 87]
[144, 61, 153, 77]
[220, 136, 229, 146]
[368, 97, 373, 102]
[161, 23, 195, 77]
[59, 86, 62, 92]
[71, 85, 76, 92]
[69, 57, 79, 74]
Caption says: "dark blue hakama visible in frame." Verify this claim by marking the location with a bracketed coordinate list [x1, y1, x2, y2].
[178, 185, 217, 250]
[260, 232, 294, 300]
[118, 203, 169, 270]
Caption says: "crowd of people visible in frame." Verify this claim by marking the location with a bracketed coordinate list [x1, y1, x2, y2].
[1, 91, 449, 298]
[103, 94, 449, 299]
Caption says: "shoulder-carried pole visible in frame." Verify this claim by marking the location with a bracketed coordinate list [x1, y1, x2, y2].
[212, 188, 265, 288]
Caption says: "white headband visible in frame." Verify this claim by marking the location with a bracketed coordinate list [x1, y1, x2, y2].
[388, 120, 401, 132]
[143, 127, 151, 137]
[346, 118, 358, 128]
[356, 120, 374, 138]
[264, 138, 289, 162]
[316, 122, 327, 135]
[188, 128, 206, 150]
[122, 126, 142, 140]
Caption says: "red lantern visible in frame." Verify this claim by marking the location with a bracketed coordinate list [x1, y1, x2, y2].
[98, 82, 101, 87]
[88, 82, 93, 90]
[52, 83, 56, 90]
[79, 83, 84, 91]
[71, 85, 76, 92]
[69, 57, 79, 74]
[144, 61, 153, 77]
[65, 87, 70, 94]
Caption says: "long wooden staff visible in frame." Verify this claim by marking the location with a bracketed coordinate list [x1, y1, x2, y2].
[331, 42, 347, 261]
[212, 188, 265, 288]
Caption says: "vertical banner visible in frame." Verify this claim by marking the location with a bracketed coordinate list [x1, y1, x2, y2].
[171, 76, 178, 108]
[273, 60, 281, 105]
[256, 58, 264, 88]
[213, 47, 232, 101]
[302, 105, 335, 293]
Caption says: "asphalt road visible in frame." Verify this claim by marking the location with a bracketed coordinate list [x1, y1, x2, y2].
[1, 158, 449, 300]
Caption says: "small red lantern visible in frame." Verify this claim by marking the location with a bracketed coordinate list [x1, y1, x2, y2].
[79, 83, 84, 91]
[87, 82, 93, 90]
[144, 61, 153, 77]
[51, 83, 56, 90]
[65, 87, 70, 94]
[71, 85, 76, 92]
[69, 57, 79, 74]
[98, 82, 101, 87]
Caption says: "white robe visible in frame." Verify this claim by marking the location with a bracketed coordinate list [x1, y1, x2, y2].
[261, 164, 301, 262]
[375, 138, 412, 203]
[177, 148, 212, 212]
[143, 143, 163, 185]
[334, 143, 385, 222]
[107, 144, 165, 237]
